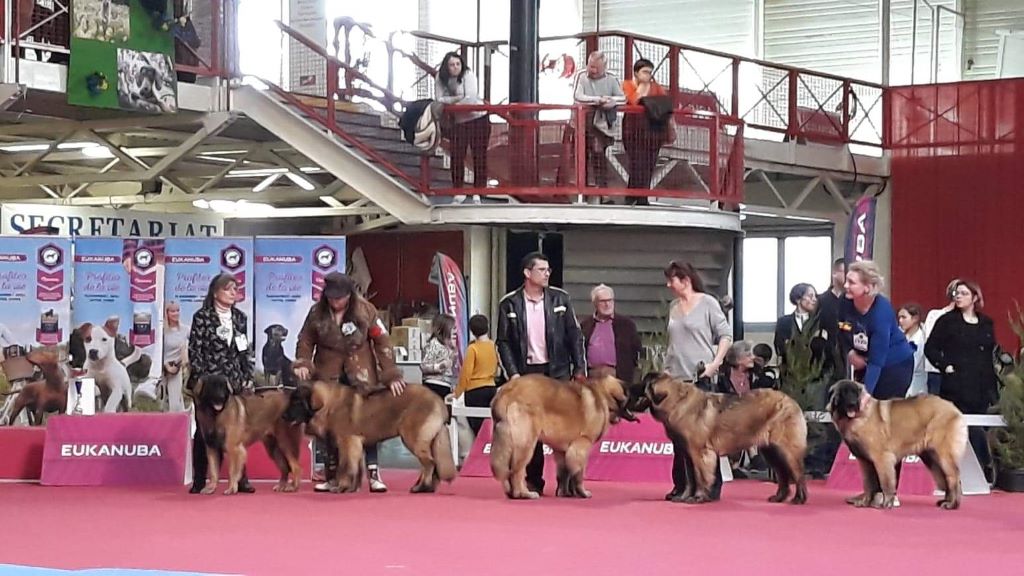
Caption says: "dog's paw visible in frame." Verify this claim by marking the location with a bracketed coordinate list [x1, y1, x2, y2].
[938, 499, 960, 510]
[575, 488, 592, 499]
[200, 485, 216, 495]
[410, 483, 436, 494]
[767, 493, 787, 503]
[223, 486, 238, 496]
[874, 495, 897, 509]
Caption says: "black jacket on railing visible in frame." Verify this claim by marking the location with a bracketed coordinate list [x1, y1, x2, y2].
[496, 286, 586, 380]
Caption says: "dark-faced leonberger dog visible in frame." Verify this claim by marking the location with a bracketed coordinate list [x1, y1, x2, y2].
[284, 381, 456, 493]
[829, 380, 967, 510]
[489, 374, 637, 500]
[635, 372, 808, 504]
[193, 375, 305, 495]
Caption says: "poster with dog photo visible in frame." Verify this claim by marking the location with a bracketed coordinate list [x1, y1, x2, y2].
[0, 236, 72, 426]
[164, 238, 254, 340]
[252, 237, 346, 387]
[116, 48, 178, 114]
[72, 0, 130, 43]
[72, 237, 165, 414]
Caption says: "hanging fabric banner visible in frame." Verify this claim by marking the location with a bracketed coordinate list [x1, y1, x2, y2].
[429, 252, 468, 370]
[844, 195, 878, 264]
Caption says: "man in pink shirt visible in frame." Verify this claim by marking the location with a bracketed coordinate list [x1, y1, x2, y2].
[496, 252, 586, 495]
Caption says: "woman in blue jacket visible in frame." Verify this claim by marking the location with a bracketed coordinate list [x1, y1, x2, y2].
[839, 261, 915, 399]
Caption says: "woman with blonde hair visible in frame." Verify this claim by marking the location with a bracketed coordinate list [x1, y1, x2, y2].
[840, 261, 915, 399]
[162, 300, 188, 412]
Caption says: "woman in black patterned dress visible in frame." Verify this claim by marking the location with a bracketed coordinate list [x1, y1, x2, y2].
[187, 274, 255, 494]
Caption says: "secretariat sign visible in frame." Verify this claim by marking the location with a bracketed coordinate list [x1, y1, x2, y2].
[41, 413, 191, 486]
[459, 414, 675, 482]
[1, 203, 223, 237]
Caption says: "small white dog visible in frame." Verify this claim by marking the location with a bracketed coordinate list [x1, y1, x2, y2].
[80, 318, 133, 413]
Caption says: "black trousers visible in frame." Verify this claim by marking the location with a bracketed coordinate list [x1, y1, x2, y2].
[670, 434, 723, 499]
[463, 386, 497, 435]
[522, 363, 552, 490]
[191, 410, 249, 489]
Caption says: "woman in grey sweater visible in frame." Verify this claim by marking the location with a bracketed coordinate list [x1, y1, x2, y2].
[661, 260, 733, 502]
[664, 261, 733, 382]
[435, 52, 490, 189]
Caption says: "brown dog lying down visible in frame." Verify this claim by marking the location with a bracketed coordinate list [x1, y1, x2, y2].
[829, 379, 967, 510]
[4, 347, 66, 426]
[285, 381, 455, 493]
[637, 372, 808, 504]
[193, 375, 305, 495]
[489, 374, 636, 500]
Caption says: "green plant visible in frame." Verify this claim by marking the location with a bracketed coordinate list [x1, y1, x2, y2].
[993, 302, 1024, 470]
[778, 316, 827, 412]
[639, 298, 670, 376]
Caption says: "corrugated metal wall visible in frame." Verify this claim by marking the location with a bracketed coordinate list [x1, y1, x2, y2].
[763, 0, 880, 81]
[560, 228, 735, 334]
[582, 0, 758, 56]
[962, 0, 1024, 80]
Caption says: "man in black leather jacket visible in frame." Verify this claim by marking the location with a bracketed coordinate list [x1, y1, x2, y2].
[496, 251, 586, 494]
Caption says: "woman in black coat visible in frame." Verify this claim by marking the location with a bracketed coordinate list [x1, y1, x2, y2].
[187, 273, 255, 494]
[924, 279, 999, 479]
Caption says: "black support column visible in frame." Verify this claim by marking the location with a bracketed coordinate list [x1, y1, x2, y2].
[509, 0, 539, 104]
[508, 0, 540, 186]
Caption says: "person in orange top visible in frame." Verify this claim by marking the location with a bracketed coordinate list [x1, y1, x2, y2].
[453, 314, 499, 435]
[622, 58, 668, 205]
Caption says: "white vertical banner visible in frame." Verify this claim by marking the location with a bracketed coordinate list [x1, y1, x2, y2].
[288, 0, 327, 96]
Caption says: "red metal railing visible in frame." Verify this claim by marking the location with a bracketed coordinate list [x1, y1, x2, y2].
[886, 79, 1022, 157]
[313, 22, 885, 147]
[558, 31, 886, 147]
[273, 21, 744, 204]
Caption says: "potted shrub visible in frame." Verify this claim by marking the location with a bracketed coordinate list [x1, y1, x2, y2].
[993, 303, 1024, 492]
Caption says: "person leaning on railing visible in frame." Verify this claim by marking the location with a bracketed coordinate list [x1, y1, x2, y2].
[621, 58, 669, 205]
[574, 50, 626, 190]
[435, 51, 490, 192]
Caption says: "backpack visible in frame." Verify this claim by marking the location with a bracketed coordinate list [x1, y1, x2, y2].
[399, 99, 445, 155]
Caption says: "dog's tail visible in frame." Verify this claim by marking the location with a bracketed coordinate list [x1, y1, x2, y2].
[489, 391, 512, 482]
[431, 420, 457, 483]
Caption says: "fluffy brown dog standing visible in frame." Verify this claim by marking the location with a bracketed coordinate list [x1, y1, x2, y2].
[640, 373, 808, 504]
[489, 374, 636, 500]
[285, 381, 455, 493]
[829, 380, 967, 510]
[4, 347, 66, 425]
[193, 375, 305, 495]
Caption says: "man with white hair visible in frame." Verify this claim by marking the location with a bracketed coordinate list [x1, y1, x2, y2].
[574, 51, 626, 188]
[579, 284, 642, 383]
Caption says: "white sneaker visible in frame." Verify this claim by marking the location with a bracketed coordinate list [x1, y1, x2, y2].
[368, 468, 388, 493]
[313, 481, 334, 493]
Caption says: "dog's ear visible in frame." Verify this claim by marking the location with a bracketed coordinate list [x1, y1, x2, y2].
[192, 377, 205, 398]
[77, 323, 93, 341]
[102, 318, 118, 337]
[264, 325, 273, 335]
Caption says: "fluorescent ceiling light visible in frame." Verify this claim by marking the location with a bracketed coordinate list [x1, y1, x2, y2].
[196, 155, 239, 164]
[285, 172, 315, 191]
[253, 173, 282, 192]
[81, 146, 113, 159]
[0, 141, 101, 153]
[227, 167, 288, 177]
[192, 199, 210, 209]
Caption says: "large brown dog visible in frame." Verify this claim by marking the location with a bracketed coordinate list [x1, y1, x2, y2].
[829, 380, 967, 510]
[4, 347, 66, 426]
[489, 374, 637, 500]
[193, 375, 305, 495]
[284, 381, 456, 493]
[639, 372, 808, 504]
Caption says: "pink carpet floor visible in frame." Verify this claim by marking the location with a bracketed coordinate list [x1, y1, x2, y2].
[3, 472, 1023, 575]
